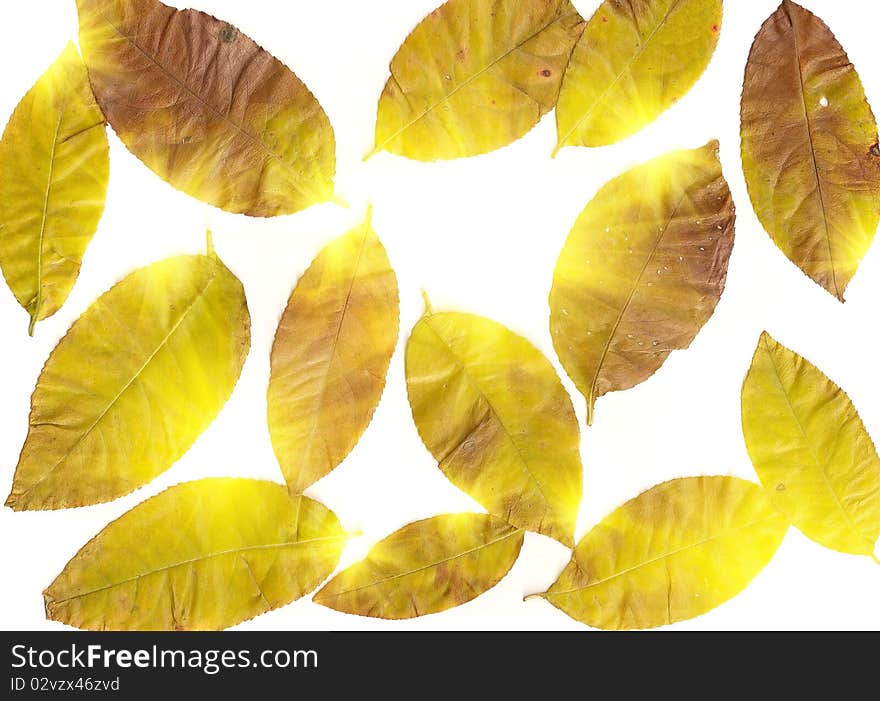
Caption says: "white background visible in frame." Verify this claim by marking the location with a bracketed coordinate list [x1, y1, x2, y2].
[1, 0, 879, 631]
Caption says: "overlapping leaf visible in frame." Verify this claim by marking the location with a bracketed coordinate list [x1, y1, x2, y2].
[555, 0, 722, 151]
[550, 141, 735, 424]
[268, 214, 399, 493]
[6, 245, 250, 510]
[741, 1, 880, 300]
[406, 310, 582, 545]
[742, 333, 880, 558]
[75, 0, 335, 216]
[372, 0, 584, 160]
[45, 479, 346, 630]
[532, 476, 788, 629]
[314, 513, 522, 619]
[0, 43, 108, 334]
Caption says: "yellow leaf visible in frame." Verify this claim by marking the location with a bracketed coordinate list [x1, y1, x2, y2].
[555, 0, 722, 151]
[533, 476, 788, 630]
[0, 43, 108, 334]
[6, 248, 250, 510]
[75, 0, 335, 216]
[268, 213, 399, 492]
[45, 479, 346, 630]
[742, 332, 880, 558]
[406, 311, 582, 545]
[741, 1, 880, 301]
[550, 141, 734, 424]
[314, 513, 522, 619]
[371, 0, 584, 161]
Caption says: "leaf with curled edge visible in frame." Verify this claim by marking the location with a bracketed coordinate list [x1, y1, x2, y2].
[314, 513, 523, 619]
[555, 0, 723, 151]
[45, 479, 347, 630]
[406, 309, 582, 546]
[0, 43, 108, 334]
[741, 1, 880, 301]
[6, 240, 250, 510]
[550, 141, 735, 425]
[268, 212, 399, 493]
[371, 0, 584, 161]
[530, 476, 788, 630]
[75, 0, 335, 216]
[742, 332, 880, 559]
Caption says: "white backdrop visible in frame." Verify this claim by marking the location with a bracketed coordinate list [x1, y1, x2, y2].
[1, 0, 879, 631]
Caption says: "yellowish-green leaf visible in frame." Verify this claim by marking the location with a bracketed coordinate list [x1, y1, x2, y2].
[741, 1, 880, 301]
[550, 141, 734, 425]
[742, 332, 880, 558]
[534, 476, 788, 630]
[268, 213, 399, 493]
[406, 310, 581, 545]
[0, 42, 108, 334]
[314, 513, 522, 619]
[6, 247, 250, 510]
[371, 0, 584, 161]
[45, 479, 347, 630]
[76, 0, 335, 216]
[555, 0, 722, 151]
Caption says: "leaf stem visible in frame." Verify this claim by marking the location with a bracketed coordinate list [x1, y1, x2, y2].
[523, 593, 546, 602]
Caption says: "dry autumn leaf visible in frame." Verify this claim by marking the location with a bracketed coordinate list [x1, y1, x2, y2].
[371, 0, 584, 160]
[742, 333, 880, 559]
[555, 0, 722, 151]
[0, 43, 108, 335]
[314, 513, 523, 619]
[267, 213, 399, 493]
[531, 476, 788, 629]
[550, 141, 734, 424]
[6, 242, 250, 510]
[741, 0, 880, 301]
[406, 309, 582, 546]
[76, 0, 335, 216]
[45, 479, 347, 630]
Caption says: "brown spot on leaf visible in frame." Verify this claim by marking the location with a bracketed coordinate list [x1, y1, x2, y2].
[712, 24, 719, 33]
[220, 24, 239, 43]
[869, 143, 880, 158]
[456, 48, 467, 62]
[541, 69, 553, 77]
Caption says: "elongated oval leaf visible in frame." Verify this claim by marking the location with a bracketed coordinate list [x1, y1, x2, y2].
[406, 310, 581, 545]
[0, 43, 108, 334]
[741, 1, 880, 301]
[6, 247, 250, 510]
[372, 0, 584, 161]
[534, 476, 788, 630]
[314, 513, 522, 619]
[268, 214, 399, 492]
[742, 333, 880, 557]
[45, 479, 346, 630]
[550, 141, 734, 424]
[76, 0, 335, 216]
[555, 0, 722, 151]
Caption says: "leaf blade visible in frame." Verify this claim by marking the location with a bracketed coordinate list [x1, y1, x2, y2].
[6, 252, 250, 510]
[268, 215, 399, 492]
[0, 43, 109, 332]
[44, 479, 346, 630]
[742, 332, 880, 556]
[314, 513, 523, 619]
[740, 1, 880, 300]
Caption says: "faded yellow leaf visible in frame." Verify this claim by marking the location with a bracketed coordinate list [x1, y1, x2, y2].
[741, 1, 880, 301]
[6, 246, 250, 510]
[550, 141, 734, 424]
[76, 0, 335, 216]
[406, 310, 581, 546]
[314, 513, 522, 619]
[0, 43, 108, 334]
[372, 0, 584, 160]
[45, 479, 346, 630]
[534, 476, 788, 630]
[268, 214, 399, 493]
[742, 333, 880, 558]
[555, 0, 722, 151]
